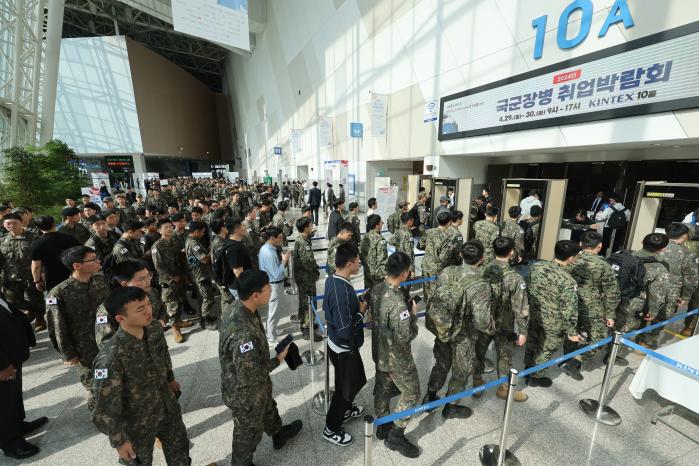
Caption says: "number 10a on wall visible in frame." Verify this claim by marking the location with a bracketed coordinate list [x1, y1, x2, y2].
[532, 0, 635, 60]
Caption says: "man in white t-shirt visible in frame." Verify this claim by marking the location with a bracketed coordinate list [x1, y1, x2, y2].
[519, 191, 542, 218]
[595, 193, 631, 255]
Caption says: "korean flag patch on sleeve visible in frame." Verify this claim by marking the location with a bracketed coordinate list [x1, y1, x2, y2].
[120, 248, 128, 254]
[240, 341, 254, 354]
[400, 310, 411, 321]
[96, 315, 109, 325]
[94, 368, 108, 380]
[46, 297, 57, 305]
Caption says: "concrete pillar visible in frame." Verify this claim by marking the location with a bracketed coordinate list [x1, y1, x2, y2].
[9, 0, 26, 147]
[39, 0, 65, 144]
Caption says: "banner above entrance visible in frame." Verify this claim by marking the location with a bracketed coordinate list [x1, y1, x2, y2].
[438, 22, 699, 141]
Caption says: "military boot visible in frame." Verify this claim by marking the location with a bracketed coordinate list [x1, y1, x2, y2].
[384, 427, 420, 458]
[375, 422, 394, 440]
[472, 377, 486, 398]
[33, 315, 47, 332]
[496, 384, 528, 402]
[421, 391, 440, 413]
[559, 359, 584, 381]
[172, 326, 185, 344]
[273, 420, 303, 449]
[681, 325, 693, 337]
[442, 403, 472, 419]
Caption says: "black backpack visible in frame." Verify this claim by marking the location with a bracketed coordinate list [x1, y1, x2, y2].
[607, 207, 628, 229]
[606, 250, 667, 301]
[101, 252, 117, 281]
[212, 243, 235, 287]
[518, 220, 536, 254]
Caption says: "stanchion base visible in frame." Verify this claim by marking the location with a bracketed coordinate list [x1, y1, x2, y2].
[312, 390, 333, 415]
[484, 358, 495, 373]
[302, 350, 324, 366]
[479, 444, 520, 466]
[579, 399, 622, 426]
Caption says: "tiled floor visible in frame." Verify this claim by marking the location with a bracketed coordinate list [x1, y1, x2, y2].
[8, 211, 699, 465]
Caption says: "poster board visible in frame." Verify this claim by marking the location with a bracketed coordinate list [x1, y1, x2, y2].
[375, 185, 398, 223]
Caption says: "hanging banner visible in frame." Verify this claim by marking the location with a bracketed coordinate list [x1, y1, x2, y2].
[171, 0, 250, 51]
[91, 172, 110, 190]
[375, 185, 398, 224]
[371, 93, 388, 137]
[290, 129, 303, 154]
[319, 118, 333, 148]
[81, 187, 103, 208]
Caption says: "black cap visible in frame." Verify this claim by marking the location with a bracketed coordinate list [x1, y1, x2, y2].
[60, 207, 80, 217]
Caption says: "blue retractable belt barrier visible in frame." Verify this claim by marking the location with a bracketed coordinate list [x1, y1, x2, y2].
[519, 336, 613, 378]
[623, 308, 699, 339]
[620, 338, 699, 381]
[310, 300, 326, 330]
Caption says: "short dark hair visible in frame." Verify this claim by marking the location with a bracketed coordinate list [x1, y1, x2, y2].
[296, 217, 313, 232]
[368, 198, 377, 209]
[437, 211, 452, 226]
[609, 192, 622, 202]
[367, 214, 382, 231]
[485, 206, 498, 217]
[211, 218, 226, 234]
[188, 220, 207, 233]
[112, 260, 149, 282]
[191, 206, 204, 215]
[386, 252, 411, 277]
[301, 206, 312, 214]
[580, 231, 603, 249]
[530, 205, 543, 217]
[61, 246, 95, 269]
[237, 269, 270, 300]
[493, 236, 515, 257]
[400, 212, 413, 224]
[143, 217, 157, 227]
[87, 215, 105, 225]
[278, 201, 288, 211]
[156, 219, 172, 230]
[335, 243, 359, 269]
[554, 240, 581, 261]
[123, 219, 144, 232]
[451, 210, 464, 221]
[169, 212, 185, 222]
[666, 223, 689, 240]
[313, 181, 318, 186]
[226, 216, 244, 233]
[105, 286, 147, 319]
[642, 233, 669, 253]
[508, 206, 521, 218]
[265, 226, 282, 240]
[339, 222, 355, 235]
[461, 241, 484, 265]
[349, 202, 358, 210]
[2, 212, 22, 222]
[36, 215, 55, 231]
[242, 206, 254, 217]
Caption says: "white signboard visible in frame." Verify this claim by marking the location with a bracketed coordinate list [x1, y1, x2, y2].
[290, 129, 303, 154]
[81, 187, 103, 208]
[440, 24, 699, 140]
[172, 0, 250, 51]
[424, 100, 438, 123]
[319, 118, 333, 148]
[375, 185, 398, 224]
[370, 93, 388, 137]
[91, 172, 110, 190]
[192, 172, 213, 179]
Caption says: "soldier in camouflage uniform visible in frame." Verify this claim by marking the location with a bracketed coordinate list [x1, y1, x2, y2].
[45, 246, 109, 409]
[348, 202, 362, 248]
[564, 232, 620, 376]
[445, 211, 465, 267]
[387, 201, 409, 234]
[57, 207, 92, 244]
[389, 213, 415, 301]
[524, 240, 581, 387]
[501, 206, 525, 263]
[242, 206, 261, 267]
[473, 237, 529, 401]
[230, 192, 244, 218]
[679, 223, 699, 336]
[84, 215, 120, 262]
[272, 201, 294, 247]
[258, 200, 274, 230]
[218, 270, 302, 465]
[622, 233, 674, 349]
[525, 205, 543, 261]
[659, 223, 698, 317]
[211, 219, 234, 304]
[417, 211, 454, 301]
[293, 217, 322, 338]
[152, 219, 188, 343]
[186, 221, 218, 330]
[370, 252, 420, 458]
[112, 220, 146, 263]
[0, 213, 44, 325]
[115, 193, 135, 225]
[92, 287, 191, 465]
[423, 241, 494, 419]
[473, 205, 500, 265]
[327, 223, 354, 276]
[359, 214, 388, 290]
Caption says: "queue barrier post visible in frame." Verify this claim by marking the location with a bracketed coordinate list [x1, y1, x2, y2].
[579, 331, 622, 426]
[364, 415, 374, 466]
[302, 297, 323, 366]
[284, 252, 297, 295]
[312, 307, 333, 415]
[480, 369, 521, 466]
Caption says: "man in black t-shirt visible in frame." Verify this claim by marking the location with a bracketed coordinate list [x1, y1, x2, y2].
[223, 217, 253, 299]
[30, 216, 81, 294]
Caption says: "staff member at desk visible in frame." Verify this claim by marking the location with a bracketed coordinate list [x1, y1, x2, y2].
[562, 209, 598, 243]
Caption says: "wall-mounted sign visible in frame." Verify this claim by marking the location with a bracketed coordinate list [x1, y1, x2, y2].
[172, 0, 250, 51]
[273, 146, 282, 155]
[350, 122, 363, 138]
[290, 129, 303, 153]
[439, 22, 699, 140]
[319, 118, 333, 147]
[105, 156, 134, 171]
[370, 93, 388, 137]
[424, 100, 438, 123]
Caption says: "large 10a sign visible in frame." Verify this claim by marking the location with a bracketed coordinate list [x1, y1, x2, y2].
[532, 0, 635, 60]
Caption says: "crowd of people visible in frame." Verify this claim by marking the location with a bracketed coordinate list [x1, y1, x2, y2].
[1, 176, 697, 464]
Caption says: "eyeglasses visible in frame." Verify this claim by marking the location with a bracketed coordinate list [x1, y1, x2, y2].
[80, 257, 99, 263]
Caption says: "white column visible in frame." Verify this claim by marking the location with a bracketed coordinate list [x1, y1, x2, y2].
[39, 0, 65, 144]
[29, 0, 45, 144]
[9, 0, 26, 147]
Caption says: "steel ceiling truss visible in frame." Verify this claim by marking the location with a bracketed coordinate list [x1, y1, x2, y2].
[62, 0, 227, 91]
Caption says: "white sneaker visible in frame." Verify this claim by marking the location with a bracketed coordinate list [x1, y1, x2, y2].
[322, 426, 354, 446]
[342, 404, 365, 423]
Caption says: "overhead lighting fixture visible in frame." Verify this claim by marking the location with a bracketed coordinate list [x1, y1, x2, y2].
[651, 143, 662, 146]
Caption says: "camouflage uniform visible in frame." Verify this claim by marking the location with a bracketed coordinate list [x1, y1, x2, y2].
[370, 282, 419, 429]
[230, 201, 243, 219]
[92, 326, 190, 465]
[0, 230, 44, 318]
[389, 225, 415, 301]
[501, 218, 525, 262]
[272, 211, 293, 247]
[444, 225, 465, 267]
[211, 235, 234, 304]
[152, 237, 187, 324]
[348, 212, 362, 248]
[621, 250, 673, 347]
[527, 219, 541, 260]
[326, 237, 348, 276]
[85, 231, 120, 262]
[566, 251, 621, 362]
[293, 234, 320, 326]
[185, 236, 216, 320]
[243, 218, 261, 267]
[219, 300, 283, 465]
[112, 238, 145, 263]
[418, 227, 452, 301]
[474, 261, 528, 378]
[95, 288, 168, 349]
[46, 275, 109, 407]
[658, 241, 698, 312]
[524, 260, 578, 379]
[359, 230, 388, 290]
[474, 220, 499, 265]
[116, 205, 135, 224]
[57, 222, 91, 244]
[387, 209, 401, 234]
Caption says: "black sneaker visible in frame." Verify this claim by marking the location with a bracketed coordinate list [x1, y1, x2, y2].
[422, 391, 440, 413]
[342, 404, 365, 423]
[322, 426, 353, 446]
[442, 404, 472, 419]
[526, 376, 553, 387]
[375, 422, 394, 440]
[385, 427, 420, 458]
[559, 361, 584, 381]
[272, 420, 302, 450]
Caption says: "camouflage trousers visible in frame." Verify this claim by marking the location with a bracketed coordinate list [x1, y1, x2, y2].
[230, 397, 283, 466]
[122, 406, 190, 465]
[474, 331, 514, 379]
[562, 313, 609, 364]
[446, 336, 478, 397]
[2, 280, 45, 318]
[628, 309, 667, 348]
[686, 287, 699, 330]
[426, 323, 453, 393]
[217, 283, 234, 305]
[422, 278, 437, 302]
[75, 361, 95, 410]
[524, 320, 566, 379]
[374, 369, 420, 429]
[363, 273, 377, 291]
[192, 279, 216, 319]
[295, 281, 316, 328]
[160, 279, 187, 324]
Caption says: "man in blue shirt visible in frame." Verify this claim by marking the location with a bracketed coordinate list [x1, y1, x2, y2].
[258, 227, 290, 344]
